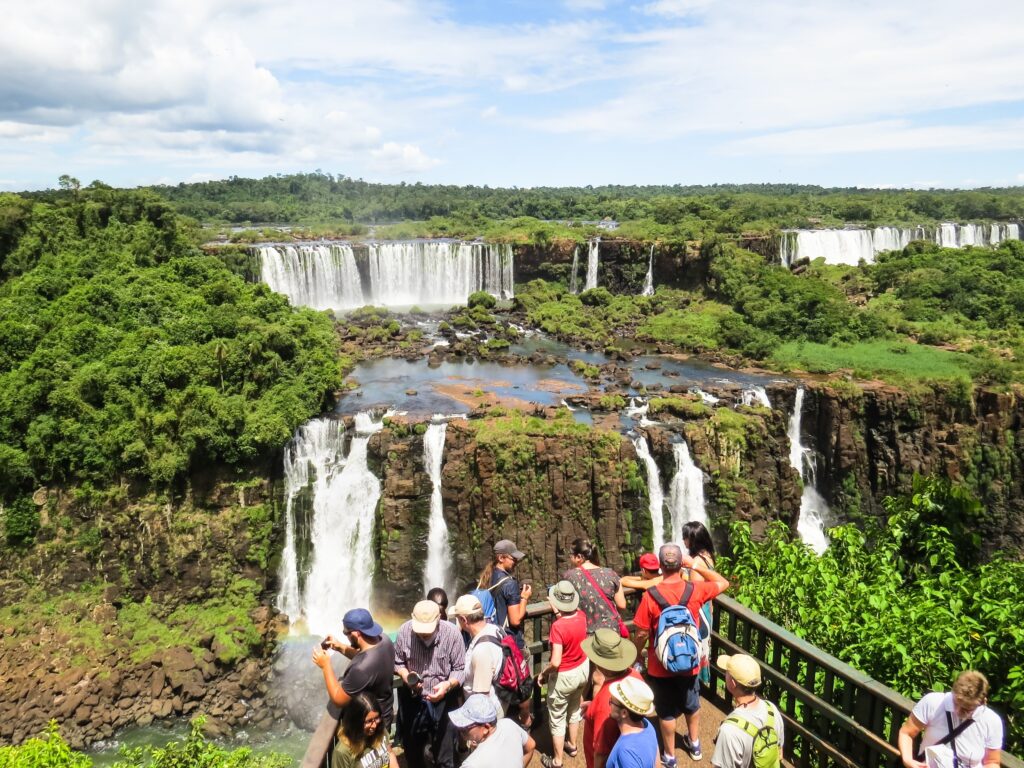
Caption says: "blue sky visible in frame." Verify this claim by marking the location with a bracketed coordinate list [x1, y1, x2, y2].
[2, 0, 1023, 192]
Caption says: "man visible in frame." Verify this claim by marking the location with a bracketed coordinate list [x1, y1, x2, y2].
[312, 607, 396, 728]
[489, 539, 532, 651]
[712, 654, 783, 768]
[394, 600, 466, 768]
[632, 543, 729, 765]
[449, 694, 536, 768]
[581, 628, 643, 768]
[605, 678, 658, 768]
[450, 594, 505, 714]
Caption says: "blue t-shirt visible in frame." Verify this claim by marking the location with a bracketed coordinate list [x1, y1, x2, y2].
[607, 719, 657, 768]
[490, 569, 524, 647]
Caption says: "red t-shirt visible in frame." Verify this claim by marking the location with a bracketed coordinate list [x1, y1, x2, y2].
[550, 611, 588, 671]
[584, 668, 643, 768]
[632, 578, 720, 678]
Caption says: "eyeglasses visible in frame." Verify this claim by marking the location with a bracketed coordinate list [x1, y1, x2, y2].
[364, 715, 382, 725]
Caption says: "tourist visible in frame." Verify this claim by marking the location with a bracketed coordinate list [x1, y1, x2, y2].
[563, 537, 628, 636]
[681, 520, 717, 686]
[605, 678, 658, 768]
[581, 628, 643, 768]
[711, 654, 784, 768]
[330, 692, 398, 768]
[536, 581, 590, 768]
[394, 600, 466, 768]
[897, 670, 1003, 768]
[620, 553, 662, 592]
[427, 587, 450, 621]
[450, 594, 505, 714]
[632, 544, 729, 765]
[449, 694, 537, 768]
[313, 608, 396, 728]
[477, 539, 533, 650]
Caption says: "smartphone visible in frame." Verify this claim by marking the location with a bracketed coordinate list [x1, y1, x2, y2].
[320, 639, 331, 651]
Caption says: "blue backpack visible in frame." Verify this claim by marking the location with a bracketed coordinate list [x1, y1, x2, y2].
[649, 583, 703, 675]
[470, 576, 511, 625]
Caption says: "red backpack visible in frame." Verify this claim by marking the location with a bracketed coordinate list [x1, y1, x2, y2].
[479, 630, 534, 701]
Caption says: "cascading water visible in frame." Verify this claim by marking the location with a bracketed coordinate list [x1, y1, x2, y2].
[786, 388, 829, 554]
[632, 434, 666, 550]
[779, 223, 1021, 266]
[569, 246, 580, 294]
[668, 440, 706, 541]
[257, 241, 514, 309]
[641, 245, 655, 296]
[741, 386, 771, 408]
[277, 412, 385, 636]
[585, 238, 600, 291]
[422, 417, 452, 594]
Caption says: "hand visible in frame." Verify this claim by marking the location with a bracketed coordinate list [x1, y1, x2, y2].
[322, 634, 340, 651]
[536, 670, 547, 685]
[425, 682, 450, 702]
[312, 646, 331, 669]
[521, 583, 533, 599]
[902, 761, 926, 768]
[580, 700, 591, 716]
[680, 553, 695, 569]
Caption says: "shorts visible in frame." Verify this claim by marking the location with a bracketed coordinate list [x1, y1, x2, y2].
[547, 660, 590, 735]
[646, 673, 700, 720]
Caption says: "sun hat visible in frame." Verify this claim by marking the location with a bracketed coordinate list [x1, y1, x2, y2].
[449, 594, 484, 617]
[609, 677, 655, 717]
[342, 608, 383, 637]
[448, 694, 498, 728]
[717, 654, 762, 688]
[548, 580, 579, 612]
[493, 539, 526, 561]
[411, 600, 441, 633]
[581, 627, 638, 672]
[638, 552, 660, 571]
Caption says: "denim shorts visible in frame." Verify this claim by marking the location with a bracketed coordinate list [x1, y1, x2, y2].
[647, 673, 701, 719]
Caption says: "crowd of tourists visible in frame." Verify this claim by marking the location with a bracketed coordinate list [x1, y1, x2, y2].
[312, 525, 1005, 768]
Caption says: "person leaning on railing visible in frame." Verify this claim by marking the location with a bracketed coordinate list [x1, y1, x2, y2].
[897, 670, 1003, 768]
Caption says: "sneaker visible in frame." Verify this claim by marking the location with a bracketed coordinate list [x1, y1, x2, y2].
[661, 753, 678, 768]
[681, 736, 703, 761]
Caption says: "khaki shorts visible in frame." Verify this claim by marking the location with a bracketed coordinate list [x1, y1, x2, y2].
[547, 660, 590, 735]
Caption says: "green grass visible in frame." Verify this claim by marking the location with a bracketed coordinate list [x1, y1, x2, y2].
[769, 340, 977, 383]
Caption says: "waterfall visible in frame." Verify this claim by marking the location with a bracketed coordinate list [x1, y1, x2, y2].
[584, 238, 600, 291]
[277, 412, 385, 636]
[422, 418, 452, 594]
[633, 434, 666, 550]
[257, 241, 514, 309]
[259, 244, 364, 311]
[641, 244, 655, 296]
[778, 223, 1021, 266]
[668, 440, 706, 542]
[569, 246, 580, 294]
[741, 386, 771, 408]
[786, 389, 829, 554]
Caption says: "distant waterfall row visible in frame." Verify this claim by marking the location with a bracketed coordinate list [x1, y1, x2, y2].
[258, 241, 514, 310]
[779, 222, 1021, 266]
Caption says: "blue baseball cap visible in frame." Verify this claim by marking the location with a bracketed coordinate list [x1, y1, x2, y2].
[342, 608, 383, 637]
[449, 694, 498, 728]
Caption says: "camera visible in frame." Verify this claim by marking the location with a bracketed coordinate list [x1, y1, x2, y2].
[320, 639, 332, 651]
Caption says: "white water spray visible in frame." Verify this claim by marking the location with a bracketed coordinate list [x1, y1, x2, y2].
[786, 389, 829, 554]
[633, 434, 666, 550]
[259, 244, 364, 311]
[585, 238, 600, 291]
[668, 440, 706, 541]
[422, 418, 452, 593]
[569, 246, 580, 294]
[641, 245, 655, 296]
[741, 387, 771, 408]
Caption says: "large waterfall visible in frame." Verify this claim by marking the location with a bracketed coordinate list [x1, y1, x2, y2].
[668, 440, 706, 541]
[277, 412, 385, 636]
[569, 246, 580, 294]
[633, 434, 665, 550]
[641, 245, 655, 296]
[257, 241, 514, 310]
[422, 418, 452, 594]
[786, 389, 829, 555]
[778, 223, 1021, 266]
[584, 238, 600, 291]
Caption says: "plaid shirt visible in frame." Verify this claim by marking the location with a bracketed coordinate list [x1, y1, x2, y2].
[393, 619, 466, 692]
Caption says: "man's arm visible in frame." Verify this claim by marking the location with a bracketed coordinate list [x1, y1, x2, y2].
[312, 647, 352, 708]
[683, 555, 729, 595]
[896, 713, 926, 768]
[613, 579, 627, 611]
[522, 734, 536, 768]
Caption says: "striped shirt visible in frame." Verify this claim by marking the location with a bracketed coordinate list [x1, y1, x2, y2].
[393, 619, 466, 693]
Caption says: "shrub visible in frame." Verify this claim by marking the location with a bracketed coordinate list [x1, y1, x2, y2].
[468, 291, 497, 309]
[3, 496, 39, 546]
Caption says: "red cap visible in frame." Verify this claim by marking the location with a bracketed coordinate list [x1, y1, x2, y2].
[638, 553, 660, 571]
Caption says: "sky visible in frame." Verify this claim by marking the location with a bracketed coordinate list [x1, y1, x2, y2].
[2, 0, 1024, 191]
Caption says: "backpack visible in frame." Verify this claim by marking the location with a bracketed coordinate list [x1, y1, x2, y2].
[478, 630, 534, 702]
[648, 583, 703, 675]
[724, 703, 781, 768]
[470, 575, 511, 625]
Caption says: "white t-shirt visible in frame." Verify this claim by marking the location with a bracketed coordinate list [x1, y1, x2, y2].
[913, 692, 1003, 768]
[463, 719, 528, 768]
[463, 625, 505, 713]
[711, 699, 784, 768]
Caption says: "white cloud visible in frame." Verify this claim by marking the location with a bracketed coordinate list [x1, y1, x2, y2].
[480, 106, 499, 119]
[640, 0, 717, 17]
[369, 143, 441, 173]
[565, 0, 608, 9]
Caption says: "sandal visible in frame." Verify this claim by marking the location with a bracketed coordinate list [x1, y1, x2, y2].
[541, 756, 563, 768]
[564, 745, 579, 758]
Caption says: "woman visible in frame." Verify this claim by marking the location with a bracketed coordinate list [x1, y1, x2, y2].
[898, 671, 1003, 768]
[332, 693, 398, 768]
[563, 538, 627, 636]
[682, 521, 716, 686]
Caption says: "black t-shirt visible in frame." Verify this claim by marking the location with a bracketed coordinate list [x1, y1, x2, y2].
[491, 569, 525, 649]
[327, 635, 396, 726]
